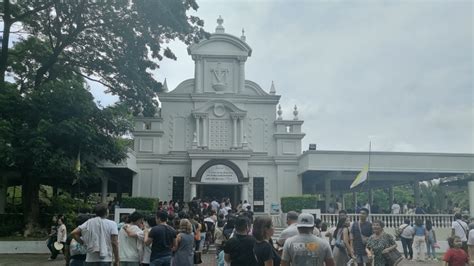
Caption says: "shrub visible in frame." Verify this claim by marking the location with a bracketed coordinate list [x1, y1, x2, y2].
[281, 195, 324, 213]
[121, 197, 158, 212]
[42, 193, 93, 231]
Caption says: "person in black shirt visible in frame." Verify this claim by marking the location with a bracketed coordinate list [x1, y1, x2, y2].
[145, 210, 176, 266]
[224, 215, 257, 266]
[253, 216, 281, 266]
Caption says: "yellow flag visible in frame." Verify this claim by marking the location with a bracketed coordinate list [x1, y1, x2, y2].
[350, 165, 368, 189]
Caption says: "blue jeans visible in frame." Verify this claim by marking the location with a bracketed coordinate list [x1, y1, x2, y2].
[401, 237, 413, 259]
[426, 239, 436, 258]
[150, 255, 172, 266]
[69, 259, 85, 266]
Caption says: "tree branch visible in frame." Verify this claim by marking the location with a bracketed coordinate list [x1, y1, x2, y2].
[11, 2, 54, 23]
[72, 69, 116, 92]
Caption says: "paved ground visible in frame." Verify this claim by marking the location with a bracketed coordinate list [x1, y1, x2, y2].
[0, 254, 442, 266]
[0, 253, 217, 266]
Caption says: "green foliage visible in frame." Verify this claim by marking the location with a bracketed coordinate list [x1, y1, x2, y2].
[1, 0, 208, 231]
[42, 192, 93, 231]
[1, 0, 209, 114]
[121, 197, 159, 212]
[281, 195, 323, 213]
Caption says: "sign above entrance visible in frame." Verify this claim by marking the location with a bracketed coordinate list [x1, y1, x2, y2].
[201, 164, 238, 184]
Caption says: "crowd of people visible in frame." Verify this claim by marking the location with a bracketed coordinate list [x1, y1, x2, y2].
[45, 198, 474, 266]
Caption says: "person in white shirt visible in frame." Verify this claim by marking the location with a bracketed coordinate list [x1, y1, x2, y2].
[211, 199, 220, 212]
[452, 213, 469, 253]
[120, 212, 145, 266]
[391, 200, 401, 214]
[72, 203, 120, 266]
[402, 203, 408, 214]
[49, 214, 67, 261]
[277, 211, 299, 247]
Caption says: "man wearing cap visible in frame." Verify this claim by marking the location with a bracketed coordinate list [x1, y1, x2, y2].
[277, 211, 299, 247]
[281, 213, 335, 266]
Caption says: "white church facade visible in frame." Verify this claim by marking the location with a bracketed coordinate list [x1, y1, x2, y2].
[131, 18, 304, 213]
[128, 18, 474, 214]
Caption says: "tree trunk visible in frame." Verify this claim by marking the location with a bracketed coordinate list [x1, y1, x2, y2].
[22, 175, 40, 236]
[0, 1, 12, 85]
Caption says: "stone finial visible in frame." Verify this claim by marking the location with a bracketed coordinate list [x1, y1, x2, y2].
[241, 28, 246, 41]
[137, 101, 144, 117]
[216, 16, 225, 33]
[162, 78, 168, 92]
[293, 105, 299, 120]
[270, 81, 276, 95]
[277, 104, 282, 120]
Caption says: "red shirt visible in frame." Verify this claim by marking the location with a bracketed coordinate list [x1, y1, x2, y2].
[443, 248, 468, 266]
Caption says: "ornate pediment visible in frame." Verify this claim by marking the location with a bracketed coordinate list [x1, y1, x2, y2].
[193, 100, 246, 115]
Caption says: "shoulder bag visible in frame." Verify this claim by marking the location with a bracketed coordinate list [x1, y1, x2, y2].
[382, 234, 403, 266]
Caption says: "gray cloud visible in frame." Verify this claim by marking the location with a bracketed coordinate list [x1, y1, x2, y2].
[91, 0, 473, 153]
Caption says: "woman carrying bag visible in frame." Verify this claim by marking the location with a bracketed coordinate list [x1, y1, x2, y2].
[366, 220, 402, 266]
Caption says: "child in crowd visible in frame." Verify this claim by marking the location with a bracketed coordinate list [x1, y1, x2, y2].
[443, 236, 468, 266]
[425, 219, 437, 261]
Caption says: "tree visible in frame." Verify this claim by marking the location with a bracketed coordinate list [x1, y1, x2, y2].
[1, 0, 208, 233]
[2, 38, 133, 233]
[1, 0, 209, 114]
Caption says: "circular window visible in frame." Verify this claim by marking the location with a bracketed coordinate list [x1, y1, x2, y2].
[213, 104, 226, 117]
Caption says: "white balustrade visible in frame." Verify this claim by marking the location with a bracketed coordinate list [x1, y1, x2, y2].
[320, 213, 454, 228]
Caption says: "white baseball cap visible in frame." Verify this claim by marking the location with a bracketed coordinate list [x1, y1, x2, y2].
[297, 213, 314, 228]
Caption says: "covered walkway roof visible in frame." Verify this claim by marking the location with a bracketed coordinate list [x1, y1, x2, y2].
[299, 150, 474, 192]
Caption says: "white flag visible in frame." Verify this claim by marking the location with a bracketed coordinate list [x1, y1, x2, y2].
[350, 165, 369, 189]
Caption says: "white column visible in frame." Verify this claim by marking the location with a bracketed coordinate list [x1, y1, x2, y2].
[190, 183, 197, 200]
[101, 176, 108, 203]
[241, 184, 249, 202]
[202, 116, 208, 147]
[239, 60, 245, 93]
[469, 181, 474, 217]
[325, 177, 331, 212]
[195, 115, 200, 147]
[239, 117, 243, 147]
[232, 116, 237, 148]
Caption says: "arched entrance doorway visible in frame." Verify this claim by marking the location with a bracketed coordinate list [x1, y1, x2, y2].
[193, 159, 248, 207]
[197, 184, 241, 207]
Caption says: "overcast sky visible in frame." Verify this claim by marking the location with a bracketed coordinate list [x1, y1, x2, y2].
[91, 0, 473, 153]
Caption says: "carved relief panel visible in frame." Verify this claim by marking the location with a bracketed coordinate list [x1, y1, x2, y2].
[204, 60, 235, 93]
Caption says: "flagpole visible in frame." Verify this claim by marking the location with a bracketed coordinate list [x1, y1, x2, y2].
[367, 141, 371, 199]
